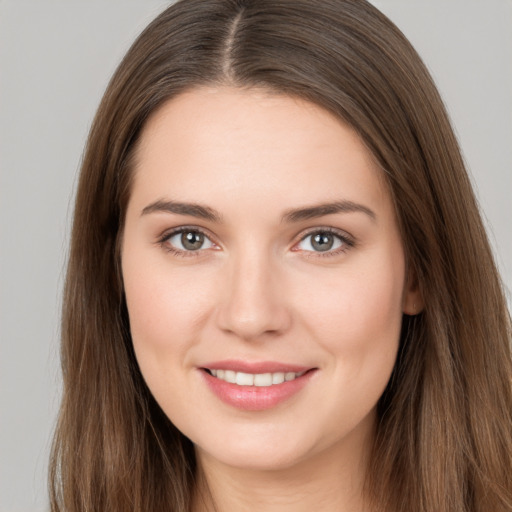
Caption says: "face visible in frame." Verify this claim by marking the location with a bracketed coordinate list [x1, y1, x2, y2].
[122, 87, 419, 472]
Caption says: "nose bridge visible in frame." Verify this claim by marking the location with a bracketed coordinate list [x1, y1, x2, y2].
[216, 243, 290, 340]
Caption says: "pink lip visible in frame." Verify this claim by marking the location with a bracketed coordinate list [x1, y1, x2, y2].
[201, 359, 311, 374]
[199, 360, 316, 411]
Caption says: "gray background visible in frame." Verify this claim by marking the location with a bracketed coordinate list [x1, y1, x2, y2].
[0, 1, 510, 511]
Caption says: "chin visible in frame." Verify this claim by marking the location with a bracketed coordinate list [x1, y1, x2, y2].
[197, 440, 312, 472]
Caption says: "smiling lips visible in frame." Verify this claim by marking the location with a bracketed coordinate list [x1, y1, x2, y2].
[209, 369, 306, 386]
[201, 361, 316, 410]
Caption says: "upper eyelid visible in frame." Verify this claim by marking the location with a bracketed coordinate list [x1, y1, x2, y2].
[158, 225, 215, 242]
[295, 226, 354, 243]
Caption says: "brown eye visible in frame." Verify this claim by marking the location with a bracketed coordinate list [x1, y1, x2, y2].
[165, 229, 214, 252]
[311, 233, 335, 252]
[181, 231, 205, 250]
[296, 230, 349, 254]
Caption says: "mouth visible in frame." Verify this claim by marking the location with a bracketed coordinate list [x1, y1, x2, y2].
[199, 362, 317, 411]
[204, 368, 307, 387]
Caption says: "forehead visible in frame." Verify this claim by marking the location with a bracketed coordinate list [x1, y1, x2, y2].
[130, 86, 390, 217]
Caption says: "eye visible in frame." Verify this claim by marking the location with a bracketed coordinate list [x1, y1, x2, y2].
[295, 230, 351, 254]
[163, 229, 215, 252]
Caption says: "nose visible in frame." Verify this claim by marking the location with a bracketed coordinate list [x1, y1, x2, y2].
[215, 250, 292, 341]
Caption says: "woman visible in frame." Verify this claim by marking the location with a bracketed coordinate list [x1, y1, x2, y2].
[49, 0, 512, 510]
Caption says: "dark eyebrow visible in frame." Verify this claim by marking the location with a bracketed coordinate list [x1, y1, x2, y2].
[282, 201, 376, 223]
[141, 199, 222, 222]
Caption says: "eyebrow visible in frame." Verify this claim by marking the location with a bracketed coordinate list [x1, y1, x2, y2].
[282, 200, 376, 223]
[141, 199, 222, 222]
[141, 198, 376, 224]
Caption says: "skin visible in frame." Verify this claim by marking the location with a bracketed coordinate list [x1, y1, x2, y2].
[121, 86, 421, 511]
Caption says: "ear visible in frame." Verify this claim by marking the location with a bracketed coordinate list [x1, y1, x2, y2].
[402, 267, 424, 315]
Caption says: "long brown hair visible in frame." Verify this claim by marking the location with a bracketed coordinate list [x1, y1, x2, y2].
[50, 1, 512, 510]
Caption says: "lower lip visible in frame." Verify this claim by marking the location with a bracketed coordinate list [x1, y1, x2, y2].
[201, 369, 315, 411]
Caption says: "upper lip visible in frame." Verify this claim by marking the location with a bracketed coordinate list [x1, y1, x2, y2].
[200, 359, 314, 374]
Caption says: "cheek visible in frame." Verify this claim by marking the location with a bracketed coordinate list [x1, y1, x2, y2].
[121, 252, 221, 422]
[122, 251, 214, 368]
[299, 258, 404, 440]
[301, 253, 405, 373]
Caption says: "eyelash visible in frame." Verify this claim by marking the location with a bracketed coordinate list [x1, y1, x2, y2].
[157, 226, 355, 258]
[294, 227, 355, 258]
[157, 226, 216, 257]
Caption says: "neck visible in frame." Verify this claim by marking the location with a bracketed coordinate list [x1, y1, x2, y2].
[192, 421, 374, 512]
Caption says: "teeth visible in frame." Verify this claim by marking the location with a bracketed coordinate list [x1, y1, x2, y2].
[254, 373, 272, 387]
[272, 372, 285, 384]
[225, 370, 236, 383]
[236, 372, 254, 386]
[209, 369, 305, 386]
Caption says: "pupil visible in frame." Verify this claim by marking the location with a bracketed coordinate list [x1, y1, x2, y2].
[181, 231, 204, 250]
[312, 233, 333, 251]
